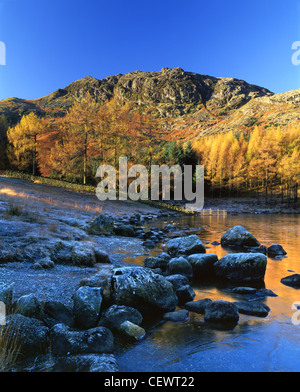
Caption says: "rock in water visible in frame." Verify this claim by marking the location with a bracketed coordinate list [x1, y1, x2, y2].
[234, 302, 270, 317]
[111, 267, 178, 312]
[187, 254, 218, 278]
[221, 226, 260, 249]
[281, 274, 300, 288]
[166, 257, 193, 280]
[166, 235, 206, 257]
[267, 244, 287, 257]
[214, 253, 267, 282]
[204, 300, 239, 330]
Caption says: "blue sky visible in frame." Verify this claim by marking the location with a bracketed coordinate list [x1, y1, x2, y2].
[0, 0, 300, 100]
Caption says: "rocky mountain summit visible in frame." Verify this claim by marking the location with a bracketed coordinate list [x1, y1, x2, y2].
[1, 67, 299, 138]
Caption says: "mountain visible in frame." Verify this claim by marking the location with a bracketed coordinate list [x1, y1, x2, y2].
[1, 67, 299, 139]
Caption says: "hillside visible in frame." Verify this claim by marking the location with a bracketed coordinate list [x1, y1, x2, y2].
[1, 67, 300, 140]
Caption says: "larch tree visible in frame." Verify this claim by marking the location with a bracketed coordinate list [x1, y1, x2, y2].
[51, 92, 99, 184]
[7, 112, 44, 175]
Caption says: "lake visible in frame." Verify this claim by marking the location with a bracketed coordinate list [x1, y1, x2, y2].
[116, 213, 300, 372]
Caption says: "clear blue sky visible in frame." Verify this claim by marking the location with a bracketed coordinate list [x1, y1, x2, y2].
[0, 0, 300, 101]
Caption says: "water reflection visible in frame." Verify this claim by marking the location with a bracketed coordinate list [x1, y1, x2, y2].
[117, 214, 300, 372]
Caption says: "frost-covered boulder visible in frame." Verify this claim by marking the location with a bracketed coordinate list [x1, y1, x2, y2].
[214, 253, 267, 282]
[2, 314, 49, 356]
[111, 267, 178, 311]
[50, 324, 114, 355]
[73, 286, 103, 329]
[221, 226, 260, 249]
[98, 304, 143, 331]
[14, 293, 45, 321]
[166, 235, 206, 257]
[87, 215, 114, 235]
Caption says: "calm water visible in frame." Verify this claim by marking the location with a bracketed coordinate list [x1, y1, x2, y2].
[116, 213, 300, 372]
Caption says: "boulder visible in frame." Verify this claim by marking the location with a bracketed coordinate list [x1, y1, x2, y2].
[50, 324, 114, 355]
[204, 300, 239, 330]
[183, 299, 213, 314]
[221, 226, 260, 249]
[98, 304, 143, 331]
[163, 309, 189, 322]
[167, 257, 193, 280]
[234, 301, 270, 317]
[73, 286, 102, 329]
[53, 353, 119, 372]
[214, 253, 267, 282]
[165, 274, 190, 290]
[87, 215, 114, 235]
[187, 254, 218, 278]
[119, 321, 146, 341]
[52, 240, 97, 267]
[79, 264, 114, 306]
[111, 267, 178, 311]
[267, 244, 287, 258]
[14, 293, 45, 321]
[231, 287, 257, 295]
[281, 274, 300, 288]
[114, 224, 135, 237]
[166, 235, 206, 257]
[175, 285, 196, 305]
[144, 252, 171, 271]
[94, 249, 110, 264]
[2, 314, 49, 356]
[43, 301, 75, 328]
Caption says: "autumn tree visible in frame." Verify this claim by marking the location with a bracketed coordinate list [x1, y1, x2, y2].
[50, 93, 99, 184]
[0, 115, 8, 169]
[7, 112, 44, 175]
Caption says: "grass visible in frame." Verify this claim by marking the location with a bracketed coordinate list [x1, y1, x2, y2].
[4, 170, 96, 195]
[0, 315, 23, 372]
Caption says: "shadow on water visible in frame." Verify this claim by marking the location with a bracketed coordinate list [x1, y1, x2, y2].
[116, 213, 300, 372]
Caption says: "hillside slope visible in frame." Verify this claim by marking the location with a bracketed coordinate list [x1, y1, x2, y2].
[1, 67, 299, 139]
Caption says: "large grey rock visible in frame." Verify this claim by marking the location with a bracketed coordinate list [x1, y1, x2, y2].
[183, 299, 213, 314]
[204, 300, 239, 330]
[166, 235, 206, 257]
[87, 215, 114, 235]
[98, 304, 143, 331]
[167, 257, 193, 280]
[52, 240, 97, 266]
[2, 314, 49, 356]
[14, 293, 45, 321]
[73, 286, 102, 329]
[79, 264, 114, 306]
[221, 226, 260, 249]
[50, 324, 114, 355]
[111, 267, 178, 311]
[187, 254, 218, 277]
[114, 224, 135, 237]
[144, 252, 171, 271]
[43, 301, 75, 328]
[53, 353, 119, 372]
[214, 253, 267, 282]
